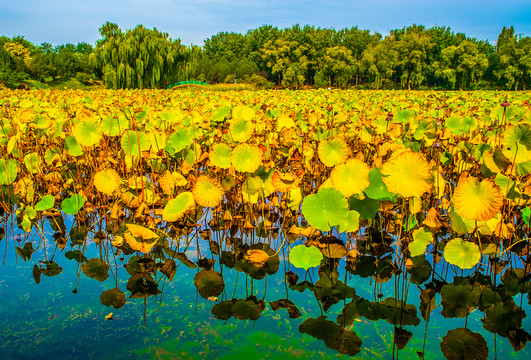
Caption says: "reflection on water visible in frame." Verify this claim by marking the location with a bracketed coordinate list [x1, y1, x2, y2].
[0, 212, 530, 360]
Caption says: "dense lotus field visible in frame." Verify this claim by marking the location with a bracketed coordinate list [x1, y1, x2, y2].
[1, 88, 531, 358]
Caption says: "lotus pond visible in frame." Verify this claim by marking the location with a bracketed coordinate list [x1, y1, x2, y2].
[1, 89, 531, 359]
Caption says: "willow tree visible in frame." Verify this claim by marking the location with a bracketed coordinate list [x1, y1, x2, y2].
[91, 22, 187, 89]
[435, 40, 488, 89]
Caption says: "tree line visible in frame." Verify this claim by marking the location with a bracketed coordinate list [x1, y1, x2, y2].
[1, 22, 530, 90]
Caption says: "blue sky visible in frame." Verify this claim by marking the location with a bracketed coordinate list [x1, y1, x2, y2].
[1, 0, 530, 46]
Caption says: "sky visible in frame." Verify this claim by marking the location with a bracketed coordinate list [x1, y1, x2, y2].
[1, 0, 530, 47]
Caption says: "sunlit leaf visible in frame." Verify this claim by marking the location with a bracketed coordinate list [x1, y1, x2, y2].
[409, 227, 433, 257]
[93, 168, 121, 195]
[192, 176, 224, 207]
[318, 138, 350, 167]
[381, 151, 431, 198]
[34, 194, 55, 211]
[61, 194, 85, 215]
[330, 158, 370, 197]
[162, 192, 195, 222]
[302, 187, 348, 231]
[444, 238, 481, 269]
[74, 117, 102, 147]
[209, 143, 233, 169]
[289, 245, 323, 270]
[452, 177, 503, 221]
[231, 143, 262, 173]
[0, 159, 18, 185]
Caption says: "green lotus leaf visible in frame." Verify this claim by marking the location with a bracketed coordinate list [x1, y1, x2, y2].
[396, 109, 415, 123]
[348, 196, 380, 220]
[82, 258, 110, 282]
[210, 143, 233, 169]
[502, 124, 531, 163]
[364, 167, 396, 201]
[444, 238, 481, 269]
[289, 245, 323, 270]
[0, 159, 18, 185]
[65, 135, 84, 157]
[211, 105, 230, 123]
[162, 192, 195, 222]
[167, 127, 193, 153]
[74, 118, 102, 147]
[409, 227, 433, 257]
[35, 195, 55, 211]
[302, 187, 348, 231]
[102, 114, 129, 136]
[446, 115, 477, 135]
[61, 194, 85, 215]
[336, 210, 360, 233]
[121, 130, 150, 157]
[522, 207, 531, 227]
[23, 152, 41, 174]
[317, 138, 349, 167]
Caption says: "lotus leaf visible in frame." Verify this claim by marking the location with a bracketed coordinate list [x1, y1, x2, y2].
[34, 195, 55, 211]
[82, 258, 110, 282]
[289, 245, 323, 270]
[194, 270, 225, 299]
[440, 328, 488, 360]
[302, 187, 348, 231]
[61, 194, 85, 215]
[444, 238, 481, 269]
[162, 192, 195, 222]
[100, 288, 126, 309]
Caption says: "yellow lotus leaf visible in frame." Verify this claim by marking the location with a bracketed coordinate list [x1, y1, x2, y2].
[73, 117, 102, 147]
[381, 151, 431, 198]
[330, 158, 370, 197]
[453, 177, 503, 221]
[317, 138, 350, 167]
[192, 176, 224, 207]
[124, 231, 157, 253]
[111, 236, 124, 247]
[231, 143, 262, 173]
[93, 169, 121, 195]
[126, 224, 158, 240]
[288, 225, 319, 238]
[271, 171, 300, 192]
[245, 249, 270, 268]
[159, 171, 187, 195]
[346, 249, 359, 260]
[423, 207, 444, 229]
